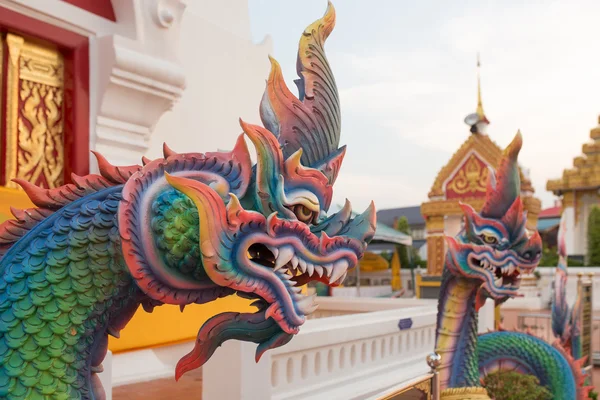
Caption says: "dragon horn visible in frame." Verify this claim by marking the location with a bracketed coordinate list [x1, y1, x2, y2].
[240, 118, 284, 214]
[259, 2, 341, 169]
[340, 201, 377, 245]
[481, 131, 522, 218]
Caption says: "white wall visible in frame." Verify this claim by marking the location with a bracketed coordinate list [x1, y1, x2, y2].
[444, 215, 462, 238]
[148, 0, 272, 159]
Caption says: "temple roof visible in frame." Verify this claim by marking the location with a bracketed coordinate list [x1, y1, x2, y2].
[428, 133, 534, 198]
[547, 115, 600, 194]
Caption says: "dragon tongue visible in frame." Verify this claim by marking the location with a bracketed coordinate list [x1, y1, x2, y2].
[175, 310, 282, 381]
[255, 330, 294, 362]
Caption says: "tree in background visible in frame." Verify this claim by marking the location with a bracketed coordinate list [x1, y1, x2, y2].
[587, 206, 600, 266]
[483, 371, 552, 400]
[395, 216, 411, 268]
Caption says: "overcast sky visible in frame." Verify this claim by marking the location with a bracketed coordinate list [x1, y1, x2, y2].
[248, 0, 600, 213]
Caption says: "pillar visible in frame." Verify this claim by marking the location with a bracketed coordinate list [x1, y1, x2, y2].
[426, 216, 445, 276]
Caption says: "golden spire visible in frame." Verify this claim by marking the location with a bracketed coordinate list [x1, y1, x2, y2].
[476, 53, 488, 123]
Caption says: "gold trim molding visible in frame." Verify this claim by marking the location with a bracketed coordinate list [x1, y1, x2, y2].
[441, 387, 490, 400]
[376, 374, 433, 400]
[547, 114, 600, 194]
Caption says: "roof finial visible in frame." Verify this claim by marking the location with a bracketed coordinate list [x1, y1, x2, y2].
[464, 52, 490, 134]
[476, 53, 487, 122]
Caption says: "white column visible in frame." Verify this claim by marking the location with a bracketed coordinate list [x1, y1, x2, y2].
[444, 215, 463, 238]
[478, 300, 495, 333]
[562, 206, 576, 256]
[202, 341, 271, 400]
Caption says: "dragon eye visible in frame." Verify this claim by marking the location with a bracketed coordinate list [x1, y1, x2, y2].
[293, 204, 316, 224]
[481, 234, 498, 245]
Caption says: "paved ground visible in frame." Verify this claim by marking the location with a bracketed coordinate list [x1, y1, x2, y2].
[113, 368, 202, 399]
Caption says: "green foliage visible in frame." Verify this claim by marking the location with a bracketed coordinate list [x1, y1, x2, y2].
[587, 206, 600, 265]
[589, 390, 598, 400]
[395, 216, 411, 268]
[538, 244, 584, 267]
[540, 244, 558, 267]
[483, 371, 552, 400]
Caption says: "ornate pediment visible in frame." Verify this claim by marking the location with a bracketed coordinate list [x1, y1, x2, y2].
[445, 153, 488, 199]
[428, 133, 534, 199]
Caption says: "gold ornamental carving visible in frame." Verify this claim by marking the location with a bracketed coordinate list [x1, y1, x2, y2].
[446, 154, 488, 196]
[4, 33, 65, 189]
[376, 375, 433, 400]
[429, 133, 533, 198]
[441, 387, 490, 400]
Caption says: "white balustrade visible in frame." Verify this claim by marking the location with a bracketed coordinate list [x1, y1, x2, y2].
[203, 297, 438, 400]
[330, 285, 393, 298]
[504, 267, 600, 310]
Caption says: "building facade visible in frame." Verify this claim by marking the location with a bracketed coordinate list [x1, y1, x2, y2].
[418, 60, 541, 298]
[547, 115, 600, 261]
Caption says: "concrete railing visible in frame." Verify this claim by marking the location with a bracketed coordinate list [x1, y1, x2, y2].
[504, 267, 600, 310]
[202, 297, 438, 400]
[330, 285, 393, 298]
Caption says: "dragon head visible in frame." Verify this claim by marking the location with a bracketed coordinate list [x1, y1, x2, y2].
[155, 2, 375, 378]
[444, 132, 542, 309]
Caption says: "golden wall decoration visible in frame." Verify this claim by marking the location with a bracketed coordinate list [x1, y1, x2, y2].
[445, 154, 488, 198]
[4, 33, 65, 189]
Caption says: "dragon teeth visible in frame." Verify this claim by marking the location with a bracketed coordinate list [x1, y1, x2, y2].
[330, 259, 348, 283]
[275, 246, 294, 271]
[306, 262, 314, 276]
[314, 265, 324, 277]
[323, 263, 333, 277]
[305, 303, 319, 314]
[298, 258, 307, 273]
[494, 277, 502, 287]
[296, 294, 317, 314]
[291, 256, 299, 268]
[270, 246, 279, 259]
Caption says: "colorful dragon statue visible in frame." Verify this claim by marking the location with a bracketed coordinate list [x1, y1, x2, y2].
[0, 3, 375, 399]
[434, 132, 593, 399]
[552, 219, 583, 361]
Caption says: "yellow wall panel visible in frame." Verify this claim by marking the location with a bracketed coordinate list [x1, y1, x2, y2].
[108, 295, 256, 353]
[0, 187, 34, 217]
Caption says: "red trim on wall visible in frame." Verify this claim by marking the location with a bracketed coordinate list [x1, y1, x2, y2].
[62, 0, 116, 22]
[63, 42, 90, 179]
[0, 41, 8, 186]
[0, 5, 90, 181]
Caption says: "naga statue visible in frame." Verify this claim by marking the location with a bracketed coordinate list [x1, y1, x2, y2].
[435, 132, 593, 399]
[0, 3, 375, 399]
[552, 220, 583, 362]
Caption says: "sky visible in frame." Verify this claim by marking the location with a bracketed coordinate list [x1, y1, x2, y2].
[248, 0, 600, 213]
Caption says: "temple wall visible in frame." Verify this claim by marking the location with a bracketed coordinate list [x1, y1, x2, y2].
[444, 215, 462, 238]
[149, 0, 272, 158]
